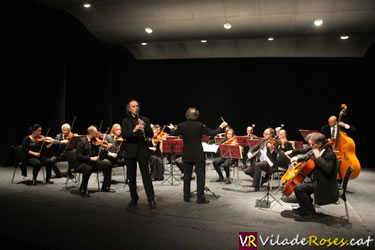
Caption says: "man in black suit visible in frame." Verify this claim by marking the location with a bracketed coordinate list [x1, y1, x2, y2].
[168, 107, 227, 204]
[122, 100, 156, 209]
[244, 128, 278, 192]
[76, 125, 114, 197]
[321, 116, 356, 139]
[292, 132, 339, 218]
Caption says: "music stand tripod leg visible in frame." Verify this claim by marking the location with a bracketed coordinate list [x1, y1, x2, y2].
[256, 173, 283, 208]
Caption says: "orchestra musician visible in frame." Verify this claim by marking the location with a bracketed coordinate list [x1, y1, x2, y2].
[290, 132, 339, 219]
[148, 128, 165, 181]
[241, 125, 257, 167]
[122, 100, 156, 209]
[321, 116, 356, 140]
[168, 107, 227, 204]
[244, 128, 278, 192]
[22, 124, 61, 184]
[277, 129, 293, 169]
[213, 128, 238, 184]
[52, 123, 73, 178]
[102, 123, 128, 184]
[75, 125, 114, 197]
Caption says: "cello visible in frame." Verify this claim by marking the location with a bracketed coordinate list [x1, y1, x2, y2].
[333, 104, 361, 180]
[281, 143, 330, 197]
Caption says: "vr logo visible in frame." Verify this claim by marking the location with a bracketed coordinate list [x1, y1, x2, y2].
[239, 232, 257, 250]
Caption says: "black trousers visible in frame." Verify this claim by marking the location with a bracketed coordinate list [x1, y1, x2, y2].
[150, 155, 165, 180]
[78, 160, 112, 191]
[47, 156, 62, 179]
[183, 162, 205, 201]
[294, 182, 316, 215]
[174, 156, 184, 174]
[212, 157, 231, 178]
[125, 155, 155, 201]
[241, 146, 250, 166]
[26, 156, 57, 181]
[244, 161, 271, 188]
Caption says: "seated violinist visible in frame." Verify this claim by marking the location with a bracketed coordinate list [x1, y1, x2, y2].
[75, 125, 114, 197]
[213, 128, 238, 184]
[290, 132, 338, 219]
[22, 124, 61, 184]
[52, 123, 73, 178]
[241, 125, 257, 167]
[244, 128, 278, 192]
[103, 123, 128, 183]
[148, 129, 165, 181]
[277, 129, 293, 169]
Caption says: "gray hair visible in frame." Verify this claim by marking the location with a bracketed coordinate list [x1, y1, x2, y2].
[310, 132, 326, 145]
[61, 123, 71, 130]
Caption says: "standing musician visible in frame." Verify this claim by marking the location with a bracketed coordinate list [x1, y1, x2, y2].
[22, 124, 61, 184]
[75, 125, 114, 197]
[291, 132, 338, 218]
[321, 116, 356, 140]
[148, 128, 165, 181]
[213, 128, 238, 184]
[244, 128, 278, 192]
[168, 107, 227, 204]
[122, 100, 156, 209]
[241, 125, 257, 167]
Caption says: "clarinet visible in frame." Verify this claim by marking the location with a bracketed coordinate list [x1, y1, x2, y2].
[136, 112, 147, 141]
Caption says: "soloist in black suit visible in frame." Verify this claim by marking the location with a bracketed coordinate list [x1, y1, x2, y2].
[122, 115, 154, 201]
[75, 136, 112, 193]
[170, 119, 223, 202]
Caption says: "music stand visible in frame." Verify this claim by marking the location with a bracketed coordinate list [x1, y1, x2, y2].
[219, 144, 242, 191]
[236, 136, 250, 147]
[66, 135, 85, 150]
[299, 129, 318, 142]
[247, 138, 262, 148]
[161, 139, 183, 185]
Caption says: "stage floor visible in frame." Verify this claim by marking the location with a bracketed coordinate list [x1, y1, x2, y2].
[0, 162, 374, 250]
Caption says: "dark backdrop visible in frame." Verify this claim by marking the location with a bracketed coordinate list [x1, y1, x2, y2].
[3, 0, 373, 168]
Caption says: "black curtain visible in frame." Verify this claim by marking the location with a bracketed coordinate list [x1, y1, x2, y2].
[3, 0, 374, 169]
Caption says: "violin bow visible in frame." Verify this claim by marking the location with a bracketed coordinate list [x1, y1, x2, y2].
[39, 127, 51, 153]
[65, 115, 77, 150]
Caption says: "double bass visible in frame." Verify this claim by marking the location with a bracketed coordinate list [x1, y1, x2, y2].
[333, 104, 361, 180]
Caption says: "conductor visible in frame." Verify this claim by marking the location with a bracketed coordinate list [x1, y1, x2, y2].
[168, 107, 227, 204]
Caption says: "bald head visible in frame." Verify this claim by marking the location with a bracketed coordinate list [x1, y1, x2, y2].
[328, 116, 337, 127]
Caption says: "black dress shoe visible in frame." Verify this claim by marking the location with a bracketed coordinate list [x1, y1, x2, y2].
[45, 179, 54, 184]
[215, 176, 224, 182]
[101, 187, 115, 193]
[148, 200, 157, 209]
[183, 197, 191, 202]
[128, 199, 138, 207]
[197, 198, 210, 204]
[80, 189, 89, 198]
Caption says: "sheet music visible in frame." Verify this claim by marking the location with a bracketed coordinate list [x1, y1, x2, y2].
[202, 142, 219, 153]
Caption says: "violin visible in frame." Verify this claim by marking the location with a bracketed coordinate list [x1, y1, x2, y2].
[116, 136, 124, 142]
[34, 135, 54, 143]
[65, 132, 78, 139]
[92, 137, 109, 148]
